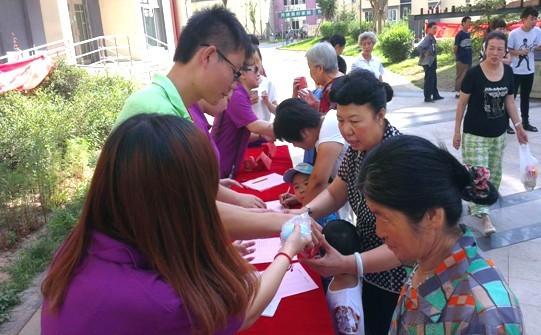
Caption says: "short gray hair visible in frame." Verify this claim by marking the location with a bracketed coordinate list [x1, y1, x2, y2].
[305, 42, 338, 73]
[358, 31, 377, 45]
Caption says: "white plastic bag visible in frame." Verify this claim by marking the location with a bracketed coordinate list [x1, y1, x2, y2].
[519, 144, 538, 191]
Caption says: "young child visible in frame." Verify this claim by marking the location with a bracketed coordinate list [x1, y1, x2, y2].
[322, 219, 364, 335]
[283, 162, 338, 227]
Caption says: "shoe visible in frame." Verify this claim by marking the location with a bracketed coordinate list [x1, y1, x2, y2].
[424, 99, 435, 103]
[455, 93, 460, 99]
[506, 125, 515, 134]
[523, 123, 538, 132]
[481, 214, 496, 236]
[433, 96, 444, 100]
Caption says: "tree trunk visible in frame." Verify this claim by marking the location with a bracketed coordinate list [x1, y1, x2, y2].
[369, 0, 388, 34]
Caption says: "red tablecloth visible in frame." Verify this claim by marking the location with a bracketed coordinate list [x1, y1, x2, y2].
[235, 145, 333, 335]
[231, 145, 293, 202]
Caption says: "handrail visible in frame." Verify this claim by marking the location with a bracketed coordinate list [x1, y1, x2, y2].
[0, 34, 170, 83]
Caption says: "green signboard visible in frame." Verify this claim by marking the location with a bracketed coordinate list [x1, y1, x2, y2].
[278, 8, 322, 19]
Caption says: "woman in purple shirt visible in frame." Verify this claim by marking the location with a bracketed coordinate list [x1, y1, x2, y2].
[41, 114, 309, 335]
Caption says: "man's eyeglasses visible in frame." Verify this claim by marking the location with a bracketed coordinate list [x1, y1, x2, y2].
[243, 65, 259, 74]
[200, 43, 242, 81]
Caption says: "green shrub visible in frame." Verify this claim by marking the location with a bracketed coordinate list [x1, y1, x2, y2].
[332, 21, 349, 36]
[437, 38, 455, 56]
[378, 22, 414, 63]
[320, 22, 333, 37]
[349, 21, 373, 42]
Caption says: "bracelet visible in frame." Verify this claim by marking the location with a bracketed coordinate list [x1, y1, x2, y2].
[514, 120, 523, 128]
[304, 205, 313, 217]
[274, 252, 293, 271]
[354, 252, 364, 278]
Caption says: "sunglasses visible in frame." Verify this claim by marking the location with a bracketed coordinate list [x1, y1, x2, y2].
[200, 43, 242, 81]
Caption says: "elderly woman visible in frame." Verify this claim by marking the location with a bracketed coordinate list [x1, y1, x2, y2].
[292, 41, 344, 115]
[359, 135, 524, 333]
[41, 115, 310, 334]
[350, 32, 384, 81]
[298, 69, 406, 335]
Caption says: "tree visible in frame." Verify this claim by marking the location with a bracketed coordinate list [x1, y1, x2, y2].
[317, 0, 337, 21]
[369, 0, 388, 34]
[247, 1, 257, 34]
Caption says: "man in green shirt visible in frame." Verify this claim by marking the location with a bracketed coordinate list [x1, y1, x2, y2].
[114, 6, 302, 241]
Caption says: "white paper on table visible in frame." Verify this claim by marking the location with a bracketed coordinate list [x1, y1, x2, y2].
[248, 237, 298, 265]
[261, 298, 281, 317]
[265, 200, 283, 212]
[242, 173, 284, 191]
[261, 265, 318, 300]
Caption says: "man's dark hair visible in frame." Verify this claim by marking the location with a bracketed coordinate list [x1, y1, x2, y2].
[274, 98, 321, 142]
[521, 6, 539, 19]
[173, 5, 252, 63]
[427, 22, 437, 29]
[461, 16, 471, 24]
[329, 34, 346, 47]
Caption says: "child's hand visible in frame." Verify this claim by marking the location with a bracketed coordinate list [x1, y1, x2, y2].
[279, 193, 299, 208]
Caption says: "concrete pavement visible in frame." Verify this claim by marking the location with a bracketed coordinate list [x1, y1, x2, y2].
[3, 44, 540, 335]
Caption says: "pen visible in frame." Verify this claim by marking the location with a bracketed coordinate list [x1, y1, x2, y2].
[252, 177, 268, 184]
[286, 186, 291, 195]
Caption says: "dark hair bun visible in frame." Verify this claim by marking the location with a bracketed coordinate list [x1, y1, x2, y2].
[382, 82, 393, 102]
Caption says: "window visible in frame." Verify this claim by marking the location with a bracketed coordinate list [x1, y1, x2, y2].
[364, 11, 373, 21]
[401, 5, 411, 19]
[387, 8, 398, 21]
[428, 2, 438, 10]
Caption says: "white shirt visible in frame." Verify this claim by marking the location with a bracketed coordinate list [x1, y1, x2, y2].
[326, 278, 364, 335]
[251, 76, 277, 121]
[508, 27, 540, 75]
[350, 54, 384, 79]
[315, 109, 352, 221]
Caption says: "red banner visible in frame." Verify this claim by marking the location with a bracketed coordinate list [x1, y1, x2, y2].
[427, 19, 541, 38]
[0, 55, 55, 94]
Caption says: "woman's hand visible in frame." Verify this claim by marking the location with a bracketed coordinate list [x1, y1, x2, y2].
[516, 126, 528, 144]
[297, 89, 318, 109]
[236, 193, 267, 209]
[232, 240, 256, 262]
[452, 132, 461, 150]
[280, 223, 312, 257]
[299, 235, 350, 277]
[220, 178, 243, 188]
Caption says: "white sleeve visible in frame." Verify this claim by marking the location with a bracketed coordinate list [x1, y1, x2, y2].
[267, 79, 278, 103]
[316, 110, 346, 150]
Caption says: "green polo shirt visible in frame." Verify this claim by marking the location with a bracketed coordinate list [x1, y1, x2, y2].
[113, 73, 189, 129]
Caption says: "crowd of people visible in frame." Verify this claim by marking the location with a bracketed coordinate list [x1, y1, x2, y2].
[39, 4, 537, 335]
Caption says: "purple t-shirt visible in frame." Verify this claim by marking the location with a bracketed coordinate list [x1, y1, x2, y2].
[41, 230, 242, 335]
[188, 103, 221, 166]
[212, 85, 258, 178]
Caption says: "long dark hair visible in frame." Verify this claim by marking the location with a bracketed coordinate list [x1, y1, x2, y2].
[42, 114, 258, 335]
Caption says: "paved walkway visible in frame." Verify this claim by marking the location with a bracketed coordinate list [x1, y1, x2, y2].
[3, 45, 541, 335]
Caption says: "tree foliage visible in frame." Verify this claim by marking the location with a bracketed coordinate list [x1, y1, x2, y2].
[317, 0, 337, 21]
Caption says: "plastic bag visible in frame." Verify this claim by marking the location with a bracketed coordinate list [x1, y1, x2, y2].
[519, 143, 538, 191]
[280, 213, 318, 258]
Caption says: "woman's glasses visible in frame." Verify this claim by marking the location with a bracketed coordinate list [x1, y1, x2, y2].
[243, 65, 259, 74]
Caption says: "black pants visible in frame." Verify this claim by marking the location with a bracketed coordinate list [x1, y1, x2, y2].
[423, 61, 440, 100]
[362, 280, 400, 335]
[513, 73, 534, 123]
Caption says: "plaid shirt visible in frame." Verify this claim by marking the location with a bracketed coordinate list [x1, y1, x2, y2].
[389, 226, 523, 335]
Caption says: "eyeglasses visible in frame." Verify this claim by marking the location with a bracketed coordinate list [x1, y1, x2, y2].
[200, 43, 242, 81]
[243, 65, 259, 73]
